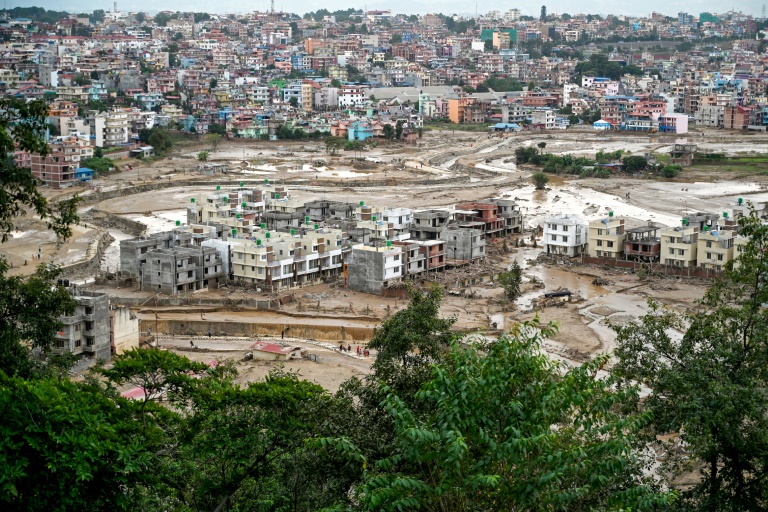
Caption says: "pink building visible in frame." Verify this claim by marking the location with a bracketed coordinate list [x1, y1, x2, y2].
[659, 113, 689, 134]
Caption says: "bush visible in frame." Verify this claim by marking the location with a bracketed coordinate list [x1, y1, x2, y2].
[79, 157, 114, 176]
[660, 164, 681, 178]
[622, 155, 648, 174]
[531, 172, 549, 189]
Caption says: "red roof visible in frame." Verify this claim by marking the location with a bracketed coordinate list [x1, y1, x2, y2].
[249, 342, 300, 354]
[121, 387, 147, 400]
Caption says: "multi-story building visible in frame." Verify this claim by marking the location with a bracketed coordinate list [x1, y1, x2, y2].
[230, 228, 346, 290]
[411, 210, 451, 240]
[443, 225, 486, 262]
[447, 96, 484, 124]
[381, 207, 413, 240]
[347, 242, 403, 295]
[52, 290, 112, 361]
[624, 224, 662, 262]
[697, 227, 735, 270]
[31, 136, 93, 188]
[139, 246, 224, 294]
[587, 215, 626, 258]
[544, 214, 588, 257]
[659, 224, 699, 267]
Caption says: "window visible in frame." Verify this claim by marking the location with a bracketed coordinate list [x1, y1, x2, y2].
[607, 241, 614, 248]
[551, 235, 557, 241]
[597, 240, 603, 247]
[394, 254, 400, 261]
[562, 236, 568, 242]
[669, 248, 674, 255]
[75, 339, 81, 348]
[678, 249, 685, 256]
[187, 271, 193, 278]
[706, 252, 712, 259]
[706, 241, 712, 248]
[597, 229, 603, 235]
[57, 339, 64, 348]
[717, 254, 724, 261]
[562, 225, 569, 232]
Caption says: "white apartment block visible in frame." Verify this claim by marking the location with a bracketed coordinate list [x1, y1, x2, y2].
[544, 214, 588, 257]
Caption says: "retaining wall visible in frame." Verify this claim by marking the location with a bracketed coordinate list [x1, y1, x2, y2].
[580, 255, 720, 279]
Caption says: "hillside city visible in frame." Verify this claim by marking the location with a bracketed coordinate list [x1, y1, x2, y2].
[3, 4, 768, 511]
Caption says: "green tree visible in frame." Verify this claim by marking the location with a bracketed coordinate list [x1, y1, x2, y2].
[368, 285, 455, 395]
[349, 319, 674, 511]
[389, 33, 403, 44]
[531, 171, 550, 189]
[91, 9, 105, 23]
[208, 123, 226, 135]
[614, 209, 768, 510]
[0, 373, 157, 510]
[497, 260, 523, 301]
[197, 150, 209, 161]
[0, 261, 76, 378]
[330, 78, 342, 88]
[382, 124, 395, 140]
[154, 12, 170, 26]
[0, 98, 81, 242]
[324, 136, 344, 155]
[289, 96, 299, 109]
[537, 141, 547, 155]
[622, 155, 648, 173]
[205, 133, 222, 152]
[135, 12, 145, 23]
[660, 164, 681, 178]
[395, 120, 403, 140]
[210, 78, 218, 89]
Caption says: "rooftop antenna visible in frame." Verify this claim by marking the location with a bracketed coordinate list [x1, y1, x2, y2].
[270, 0, 274, 14]
[113, 1, 117, 13]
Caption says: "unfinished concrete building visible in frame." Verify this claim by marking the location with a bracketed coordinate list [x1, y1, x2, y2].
[305, 200, 357, 222]
[442, 225, 486, 262]
[120, 224, 225, 276]
[52, 290, 112, 361]
[347, 243, 403, 295]
[624, 224, 662, 262]
[494, 198, 524, 234]
[140, 246, 224, 294]
[411, 210, 450, 240]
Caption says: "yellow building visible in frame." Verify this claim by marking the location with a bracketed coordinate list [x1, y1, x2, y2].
[697, 227, 735, 270]
[659, 224, 698, 267]
[587, 215, 625, 258]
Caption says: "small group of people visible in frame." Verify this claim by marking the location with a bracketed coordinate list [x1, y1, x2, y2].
[339, 344, 370, 357]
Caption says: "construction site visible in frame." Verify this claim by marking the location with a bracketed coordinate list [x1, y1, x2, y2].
[8, 127, 768, 390]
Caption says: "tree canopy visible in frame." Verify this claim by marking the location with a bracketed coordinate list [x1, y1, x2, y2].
[614, 208, 768, 510]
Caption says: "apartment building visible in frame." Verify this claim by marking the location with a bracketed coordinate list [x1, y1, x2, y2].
[381, 207, 413, 240]
[697, 227, 735, 270]
[347, 243, 403, 295]
[659, 224, 699, 267]
[495, 199, 524, 234]
[231, 228, 346, 290]
[120, 223, 225, 276]
[31, 136, 93, 188]
[587, 215, 626, 258]
[455, 202, 505, 238]
[52, 290, 112, 361]
[443, 225, 486, 262]
[624, 224, 662, 262]
[139, 246, 224, 294]
[411, 210, 450, 240]
[87, 109, 130, 147]
[447, 97, 484, 124]
[544, 214, 588, 257]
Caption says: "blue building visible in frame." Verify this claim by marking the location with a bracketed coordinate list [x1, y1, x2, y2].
[74, 168, 93, 182]
[348, 120, 374, 141]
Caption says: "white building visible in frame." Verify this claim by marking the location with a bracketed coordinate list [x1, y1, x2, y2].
[381, 207, 413, 240]
[544, 214, 588, 257]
